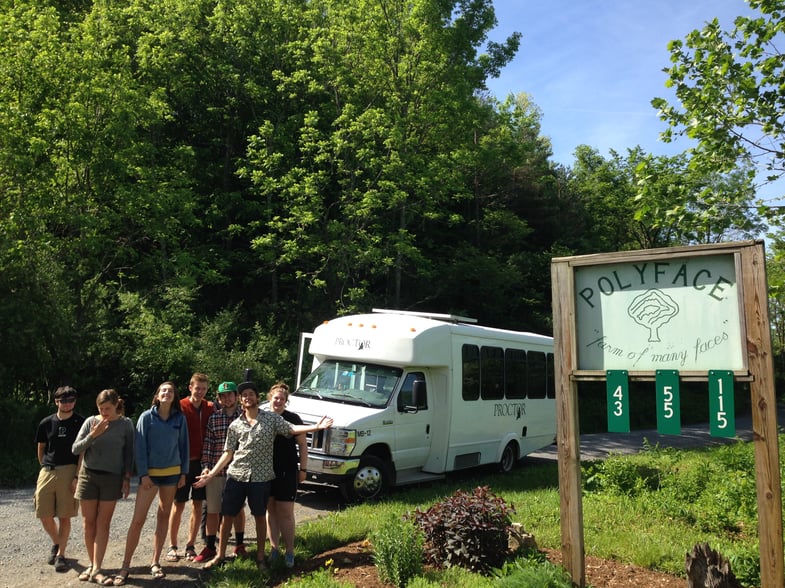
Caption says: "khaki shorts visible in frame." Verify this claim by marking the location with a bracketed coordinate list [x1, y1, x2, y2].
[205, 475, 227, 514]
[34, 465, 79, 519]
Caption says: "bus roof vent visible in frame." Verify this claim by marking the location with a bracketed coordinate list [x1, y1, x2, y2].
[371, 308, 478, 324]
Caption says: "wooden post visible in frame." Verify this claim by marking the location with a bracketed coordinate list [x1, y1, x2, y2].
[551, 260, 585, 587]
[740, 244, 784, 588]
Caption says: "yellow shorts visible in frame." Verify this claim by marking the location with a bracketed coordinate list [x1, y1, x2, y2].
[34, 465, 79, 519]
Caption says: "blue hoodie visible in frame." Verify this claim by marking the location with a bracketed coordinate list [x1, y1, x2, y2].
[134, 405, 189, 478]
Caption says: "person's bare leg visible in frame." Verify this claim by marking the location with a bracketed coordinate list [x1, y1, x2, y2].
[205, 512, 219, 537]
[254, 514, 267, 564]
[80, 500, 98, 566]
[92, 500, 117, 572]
[56, 517, 72, 556]
[235, 508, 245, 534]
[266, 498, 280, 552]
[153, 486, 177, 566]
[121, 483, 158, 569]
[40, 516, 60, 548]
[204, 514, 234, 567]
[168, 500, 185, 552]
[275, 500, 296, 556]
[186, 499, 203, 549]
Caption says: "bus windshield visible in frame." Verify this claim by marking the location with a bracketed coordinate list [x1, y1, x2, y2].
[295, 360, 402, 409]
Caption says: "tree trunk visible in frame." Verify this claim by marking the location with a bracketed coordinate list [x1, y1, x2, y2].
[686, 542, 743, 588]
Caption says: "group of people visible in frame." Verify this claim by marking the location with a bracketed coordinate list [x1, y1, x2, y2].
[34, 374, 333, 585]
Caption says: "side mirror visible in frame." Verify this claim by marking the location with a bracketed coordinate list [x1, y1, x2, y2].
[406, 379, 425, 412]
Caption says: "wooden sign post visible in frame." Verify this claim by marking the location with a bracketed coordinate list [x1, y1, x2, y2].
[551, 240, 783, 588]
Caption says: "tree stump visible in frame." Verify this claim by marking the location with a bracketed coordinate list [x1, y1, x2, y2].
[685, 542, 743, 588]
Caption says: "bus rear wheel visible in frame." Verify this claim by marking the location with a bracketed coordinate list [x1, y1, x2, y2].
[341, 456, 390, 502]
[498, 441, 518, 473]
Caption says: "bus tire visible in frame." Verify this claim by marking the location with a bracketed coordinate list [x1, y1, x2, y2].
[498, 441, 518, 473]
[341, 456, 390, 502]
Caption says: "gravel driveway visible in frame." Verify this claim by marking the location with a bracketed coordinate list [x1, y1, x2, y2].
[0, 482, 340, 587]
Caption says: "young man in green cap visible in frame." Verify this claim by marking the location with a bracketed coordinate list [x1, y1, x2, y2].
[194, 381, 246, 562]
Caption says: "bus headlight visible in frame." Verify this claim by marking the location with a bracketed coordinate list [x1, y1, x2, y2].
[326, 429, 356, 456]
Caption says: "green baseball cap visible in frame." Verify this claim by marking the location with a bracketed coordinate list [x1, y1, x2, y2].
[217, 381, 238, 394]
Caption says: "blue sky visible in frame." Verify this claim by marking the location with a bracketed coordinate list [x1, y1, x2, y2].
[484, 0, 756, 169]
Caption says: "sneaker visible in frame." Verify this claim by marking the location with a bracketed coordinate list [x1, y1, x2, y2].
[232, 544, 247, 558]
[48, 544, 59, 565]
[269, 547, 279, 562]
[193, 547, 216, 563]
[54, 555, 68, 572]
[184, 545, 197, 560]
[284, 552, 295, 568]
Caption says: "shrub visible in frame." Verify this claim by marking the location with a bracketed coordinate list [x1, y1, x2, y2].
[493, 551, 574, 588]
[410, 485, 515, 574]
[583, 454, 662, 495]
[371, 513, 424, 587]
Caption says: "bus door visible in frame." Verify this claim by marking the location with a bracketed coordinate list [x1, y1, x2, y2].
[393, 371, 432, 470]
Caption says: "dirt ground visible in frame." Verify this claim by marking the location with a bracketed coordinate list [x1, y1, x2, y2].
[273, 540, 687, 588]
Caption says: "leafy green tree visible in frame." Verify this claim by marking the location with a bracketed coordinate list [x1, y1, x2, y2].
[242, 0, 521, 322]
[425, 92, 560, 331]
[564, 146, 764, 252]
[651, 0, 785, 382]
[653, 0, 785, 182]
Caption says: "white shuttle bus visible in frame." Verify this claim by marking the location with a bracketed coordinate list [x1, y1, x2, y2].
[288, 308, 556, 501]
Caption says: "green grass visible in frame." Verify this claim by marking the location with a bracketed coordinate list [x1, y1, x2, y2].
[204, 435, 783, 587]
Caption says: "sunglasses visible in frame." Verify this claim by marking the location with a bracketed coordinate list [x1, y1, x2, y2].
[57, 396, 76, 403]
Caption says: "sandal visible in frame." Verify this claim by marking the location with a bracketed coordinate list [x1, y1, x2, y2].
[165, 546, 178, 562]
[203, 556, 225, 570]
[79, 565, 93, 581]
[151, 563, 166, 579]
[112, 569, 129, 586]
[184, 545, 197, 560]
[91, 571, 113, 586]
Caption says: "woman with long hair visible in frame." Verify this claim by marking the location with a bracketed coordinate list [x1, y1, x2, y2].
[111, 382, 189, 585]
[265, 382, 307, 568]
[72, 389, 134, 585]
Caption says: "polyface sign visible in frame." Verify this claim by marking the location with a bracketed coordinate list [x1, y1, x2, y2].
[575, 254, 744, 371]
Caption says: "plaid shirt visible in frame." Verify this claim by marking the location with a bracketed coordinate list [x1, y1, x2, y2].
[200, 405, 242, 475]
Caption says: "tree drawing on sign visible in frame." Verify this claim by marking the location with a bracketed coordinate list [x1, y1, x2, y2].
[627, 289, 679, 342]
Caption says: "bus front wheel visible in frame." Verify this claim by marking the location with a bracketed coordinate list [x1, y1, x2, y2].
[341, 456, 390, 502]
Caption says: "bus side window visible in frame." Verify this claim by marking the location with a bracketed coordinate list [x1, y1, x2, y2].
[527, 351, 547, 399]
[398, 372, 427, 411]
[546, 353, 556, 398]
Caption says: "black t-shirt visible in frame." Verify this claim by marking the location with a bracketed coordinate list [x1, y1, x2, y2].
[273, 409, 303, 475]
[35, 412, 85, 467]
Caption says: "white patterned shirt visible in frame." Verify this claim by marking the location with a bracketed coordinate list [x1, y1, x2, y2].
[224, 410, 294, 482]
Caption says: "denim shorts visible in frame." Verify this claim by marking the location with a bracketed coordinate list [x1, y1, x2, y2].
[148, 474, 181, 487]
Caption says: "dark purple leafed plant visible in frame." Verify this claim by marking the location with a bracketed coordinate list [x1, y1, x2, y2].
[409, 485, 515, 574]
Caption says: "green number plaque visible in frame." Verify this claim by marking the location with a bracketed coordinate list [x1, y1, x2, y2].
[606, 370, 630, 432]
[709, 370, 735, 437]
[656, 370, 681, 435]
